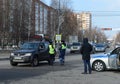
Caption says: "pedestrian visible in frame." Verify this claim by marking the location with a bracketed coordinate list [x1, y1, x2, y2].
[80, 38, 93, 74]
[59, 40, 66, 65]
[48, 41, 56, 65]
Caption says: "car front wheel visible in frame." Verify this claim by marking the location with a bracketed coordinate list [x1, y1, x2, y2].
[92, 61, 106, 72]
[70, 51, 74, 53]
[48, 60, 51, 65]
[10, 61, 18, 66]
[31, 57, 39, 67]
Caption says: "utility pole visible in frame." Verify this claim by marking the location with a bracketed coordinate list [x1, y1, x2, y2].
[57, 0, 60, 35]
[56, 0, 61, 55]
[2, 0, 5, 49]
[28, 0, 32, 41]
[57, 0, 64, 41]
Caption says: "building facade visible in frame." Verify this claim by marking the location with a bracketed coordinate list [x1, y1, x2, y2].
[77, 12, 92, 30]
[0, 0, 58, 47]
[30, 0, 57, 39]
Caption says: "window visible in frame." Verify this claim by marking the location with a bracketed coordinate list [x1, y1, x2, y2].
[111, 48, 120, 55]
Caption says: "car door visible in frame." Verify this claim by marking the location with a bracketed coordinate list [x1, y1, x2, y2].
[108, 54, 117, 69]
[42, 42, 49, 59]
[38, 42, 49, 60]
[108, 47, 120, 69]
[38, 43, 46, 60]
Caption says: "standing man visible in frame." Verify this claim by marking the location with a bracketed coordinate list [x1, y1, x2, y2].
[48, 41, 55, 65]
[59, 40, 66, 65]
[80, 38, 92, 74]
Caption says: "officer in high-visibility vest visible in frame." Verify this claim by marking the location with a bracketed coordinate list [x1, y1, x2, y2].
[59, 40, 66, 65]
[48, 41, 55, 65]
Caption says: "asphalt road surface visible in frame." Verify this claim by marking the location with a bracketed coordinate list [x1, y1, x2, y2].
[0, 52, 120, 84]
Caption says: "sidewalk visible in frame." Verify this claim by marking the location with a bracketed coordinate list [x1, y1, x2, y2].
[0, 52, 10, 60]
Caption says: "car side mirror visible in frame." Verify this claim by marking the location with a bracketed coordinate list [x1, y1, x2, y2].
[107, 52, 111, 55]
[39, 45, 44, 50]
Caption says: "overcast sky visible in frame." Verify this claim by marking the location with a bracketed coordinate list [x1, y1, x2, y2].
[43, 0, 120, 39]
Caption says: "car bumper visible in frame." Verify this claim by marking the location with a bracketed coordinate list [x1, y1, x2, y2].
[70, 49, 80, 51]
[10, 56, 32, 63]
[95, 49, 105, 52]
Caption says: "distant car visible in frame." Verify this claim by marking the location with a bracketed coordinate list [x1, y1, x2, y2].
[90, 47, 120, 72]
[115, 43, 120, 48]
[94, 43, 106, 52]
[70, 42, 81, 53]
[12, 45, 18, 49]
[104, 43, 110, 48]
[10, 41, 50, 66]
[90, 43, 96, 54]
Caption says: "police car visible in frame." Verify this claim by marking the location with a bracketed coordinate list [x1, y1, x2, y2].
[90, 47, 120, 72]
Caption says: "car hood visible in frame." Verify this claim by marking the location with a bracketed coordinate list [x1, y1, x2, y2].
[13, 49, 36, 53]
[91, 53, 108, 58]
[95, 47, 105, 48]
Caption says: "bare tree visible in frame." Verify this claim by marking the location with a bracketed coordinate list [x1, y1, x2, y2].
[115, 32, 120, 43]
[0, 0, 12, 48]
[61, 9, 77, 41]
[50, 0, 77, 42]
[0, 0, 34, 48]
[84, 27, 107, 43]
[50, 0, 59, 9]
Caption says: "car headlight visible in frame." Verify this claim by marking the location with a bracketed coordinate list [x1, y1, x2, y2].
[10, 53, 14, 56]
[24, 53, 32, 56]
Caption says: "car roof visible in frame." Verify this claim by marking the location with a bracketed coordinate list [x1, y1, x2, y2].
[24, 41, 49, 44]
[72, 42, 80, 44]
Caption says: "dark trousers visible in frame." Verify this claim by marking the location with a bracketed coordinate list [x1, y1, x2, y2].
[59, 49, 66, 64]
[49, 54, 55, 65]
[83, 60, 91, 73]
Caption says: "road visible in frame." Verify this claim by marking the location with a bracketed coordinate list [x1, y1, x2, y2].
[0, 51, 120, 84]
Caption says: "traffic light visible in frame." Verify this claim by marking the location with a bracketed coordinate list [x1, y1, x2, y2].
[101, 28, 112, 30]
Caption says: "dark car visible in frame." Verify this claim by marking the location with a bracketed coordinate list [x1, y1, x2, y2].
[90, 43, 96, 54]
[10, 41, 50, 66]
[95, 43, 106, 52]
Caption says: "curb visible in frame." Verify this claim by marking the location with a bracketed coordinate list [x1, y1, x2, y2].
[0, 58, 9, 61]
[0, 53, 10, 61]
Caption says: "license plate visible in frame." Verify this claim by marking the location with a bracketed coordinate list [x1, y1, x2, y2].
[73, 47, 77, 49]
[13, 59, 24, 62]
[14, 57, 22, 60]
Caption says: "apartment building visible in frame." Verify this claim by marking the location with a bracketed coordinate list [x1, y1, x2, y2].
[30, 0, 57, 38]
[77, 12, 92, 30]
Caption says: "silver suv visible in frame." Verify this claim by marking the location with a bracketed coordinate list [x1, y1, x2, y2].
[70, 42, 81, 53]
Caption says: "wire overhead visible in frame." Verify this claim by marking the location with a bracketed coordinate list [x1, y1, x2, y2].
[74, 10, 120, 17]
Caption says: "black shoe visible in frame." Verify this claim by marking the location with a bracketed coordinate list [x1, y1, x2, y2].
[60, 63, 64, 66]
[89, 72, 92, 74]
[81, 72, 87, 74]
[49, 63, 53, 66]
[50, 64, 53, 66]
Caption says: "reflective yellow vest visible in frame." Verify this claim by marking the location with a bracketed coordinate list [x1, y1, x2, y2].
[49, 45, 55, 54]
[62, 44, 66, 49]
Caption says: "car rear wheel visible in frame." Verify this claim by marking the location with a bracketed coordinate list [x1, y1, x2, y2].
[70, 51, 74, 53]
[31, 57, 39, 67]
[92, 61, 106, 72]
[10, 61, 18, 66]
[48, 60, 51, 65]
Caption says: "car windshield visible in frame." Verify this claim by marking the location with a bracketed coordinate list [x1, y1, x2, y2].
[110, 47, 120, 55]
[72, 43, 80, 46]
[95, 44, 104, 47]
[20, 43, 39, 49]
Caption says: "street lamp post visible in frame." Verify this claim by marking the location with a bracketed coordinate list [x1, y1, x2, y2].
[56, 0, 61, 54]
[28, 0, 32, 41]
[58, 0, 60, 35]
